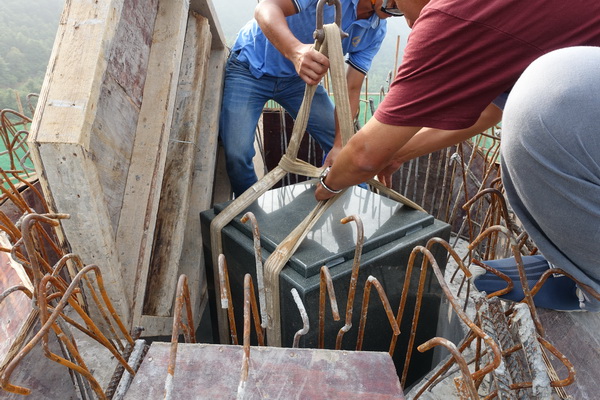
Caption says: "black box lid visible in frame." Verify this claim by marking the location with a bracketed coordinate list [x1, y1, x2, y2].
[214, 182, 433, 278]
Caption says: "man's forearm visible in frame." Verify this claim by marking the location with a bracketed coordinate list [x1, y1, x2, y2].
[316, 118, 422, 200]
[255, 0, 302, 61]
[391, 103, 503, 164]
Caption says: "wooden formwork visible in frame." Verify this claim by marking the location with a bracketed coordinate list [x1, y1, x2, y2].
[28, 0, 226, 335]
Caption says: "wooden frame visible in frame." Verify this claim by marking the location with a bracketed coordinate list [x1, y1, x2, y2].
[28, 0, 226, 335]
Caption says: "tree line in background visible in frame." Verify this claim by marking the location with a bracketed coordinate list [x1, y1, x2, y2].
[0, 0, 63, 113]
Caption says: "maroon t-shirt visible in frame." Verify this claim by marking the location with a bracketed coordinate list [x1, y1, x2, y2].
[375, 0, 600, 130]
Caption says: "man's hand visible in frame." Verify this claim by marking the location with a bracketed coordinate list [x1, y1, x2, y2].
[315, 181, 337, 201]
[292, 44, 330, 85]
[376, 158, 402, 188]
[322, 143, 342, 168]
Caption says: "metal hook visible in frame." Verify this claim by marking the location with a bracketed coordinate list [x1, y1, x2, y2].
[314, 0, 348, 45]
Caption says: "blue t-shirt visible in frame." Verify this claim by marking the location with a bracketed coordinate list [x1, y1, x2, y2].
[232, 0, 387, 78]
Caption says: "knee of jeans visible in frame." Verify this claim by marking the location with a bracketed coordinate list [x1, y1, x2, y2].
[224, 146, 254, 170]
[307, 113, 335, 151]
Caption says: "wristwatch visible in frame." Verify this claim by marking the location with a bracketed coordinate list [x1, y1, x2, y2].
[319, 166, 343, 194]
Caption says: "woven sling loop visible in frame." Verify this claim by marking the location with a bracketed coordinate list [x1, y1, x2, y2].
[210, 23, 425, 345]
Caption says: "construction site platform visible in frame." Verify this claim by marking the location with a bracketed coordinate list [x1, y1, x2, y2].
[124, 342, 405, 399]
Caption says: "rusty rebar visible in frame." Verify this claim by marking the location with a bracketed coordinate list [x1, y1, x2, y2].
[470, 258, 514, 298]
[336, 214, 364, 350]
[51, 257, 133, 347]
[106, 327, 143, 400]
[395, 242, 501, 390]
[53, 253, 126, 351]
[173, 275, 196, 345]
[165, 275, 196, 400]
[504, 336, 575, 392]
[469, 225, 545, 337]
[19, 213, 69, 294]
[355, 276, 400, 353]
[427, 236, 475, 311]
[538, 337, 576, 389]
[291, 288, 310, 348]
[418, 337, 479, 400]
[241, 211, 268, 328]
[462, 188, 513, 262]
[248, 275, 265, 346]
[0, 285, 32, 303]
[218, 253, 238, 345]
[18, 211, 66, 275]
[318, 265, 340, 349]
[1, 267, 102, 396]
[1, 258, 135, 396]
[529, 267, 600, 302]
[238, 273, 261, 397]
[37, 269, 135, 374]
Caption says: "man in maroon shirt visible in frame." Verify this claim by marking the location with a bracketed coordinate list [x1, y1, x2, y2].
[315, 0, 600, 310]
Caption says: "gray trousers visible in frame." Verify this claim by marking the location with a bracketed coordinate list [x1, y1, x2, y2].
[501, 46, 600, 310]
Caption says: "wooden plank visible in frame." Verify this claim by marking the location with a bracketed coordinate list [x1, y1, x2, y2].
[140, 284, 208, 337]
[29, 0, 226, 333]
[34, 144, 132, 320]
[538, 309, 600, 399]
[124, 343, 405, 399]
[190, 0, 226, 50]
[116, 0, 190, 328]
[143, 13, 212, 318]
[142, 1, 227, 332]
[177, 47, 227, 325]
[28, 0, 161, 324]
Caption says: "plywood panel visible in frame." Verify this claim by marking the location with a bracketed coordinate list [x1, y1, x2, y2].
[142, 3, 226, 333]
[91, 77, 140, 232]
[115, 0, 190, 326]
[143, 13, 212, 317]
[175, 44, 227, 323]
[125, 343, 405, 399]
[29, 0, 162, 323]
[106, 0, 158, 108]
[29, 0, 226, 332]
[538, 309, 600, 399]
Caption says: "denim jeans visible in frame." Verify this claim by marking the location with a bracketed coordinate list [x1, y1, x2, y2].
[219, 51, 336, 197]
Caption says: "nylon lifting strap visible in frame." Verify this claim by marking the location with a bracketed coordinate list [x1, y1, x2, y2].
[210, 23, 425, 346]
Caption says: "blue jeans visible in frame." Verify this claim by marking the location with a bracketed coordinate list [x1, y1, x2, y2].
[219, 51, 336, 197]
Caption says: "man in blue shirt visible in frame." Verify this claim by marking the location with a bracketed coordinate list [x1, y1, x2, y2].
[219, 0, 397, 197]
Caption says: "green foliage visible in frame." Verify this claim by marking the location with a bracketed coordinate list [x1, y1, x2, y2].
[0, 0, 63, 112]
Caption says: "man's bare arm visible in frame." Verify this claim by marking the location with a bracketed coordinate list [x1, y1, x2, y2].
[316, 118, 422, 200]
[377, 103, 502, 186]
[255, 0, 329, 85]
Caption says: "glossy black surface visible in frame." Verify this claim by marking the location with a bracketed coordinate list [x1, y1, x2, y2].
[216, 183, 434, 278]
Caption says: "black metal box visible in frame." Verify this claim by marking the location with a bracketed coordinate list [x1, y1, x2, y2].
[201, 183, 451, 386]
